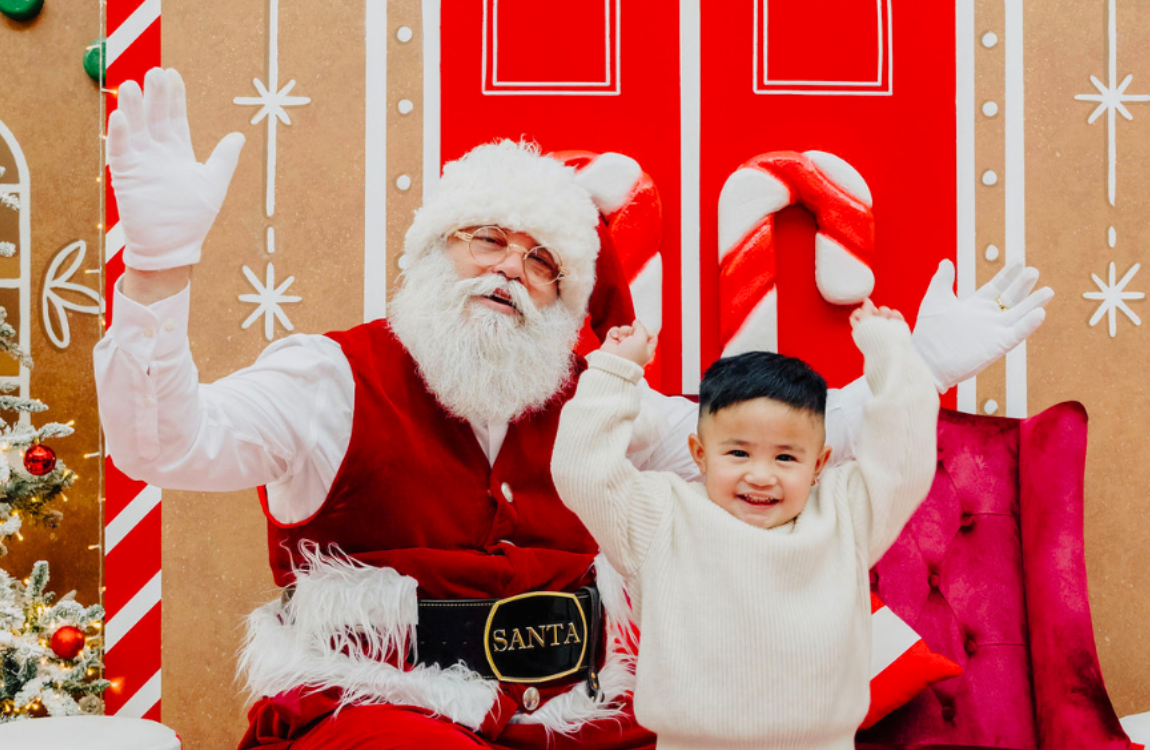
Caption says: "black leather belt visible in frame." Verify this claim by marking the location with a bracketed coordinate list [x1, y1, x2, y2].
[416, 586, 602, 691]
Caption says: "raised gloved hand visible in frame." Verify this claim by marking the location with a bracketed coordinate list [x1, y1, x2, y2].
[911, 259, 1054, 392]
[106, 67, 245, 271]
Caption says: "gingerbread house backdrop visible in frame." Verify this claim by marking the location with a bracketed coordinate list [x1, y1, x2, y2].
[2, 0, 1149, 746]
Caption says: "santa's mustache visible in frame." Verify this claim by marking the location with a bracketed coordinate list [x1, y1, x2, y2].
[454, 273, 537, 319]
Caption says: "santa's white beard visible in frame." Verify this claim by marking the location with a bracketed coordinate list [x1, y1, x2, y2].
[388, 248, 584, 425]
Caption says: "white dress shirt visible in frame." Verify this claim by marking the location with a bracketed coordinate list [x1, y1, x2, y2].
[93, 282, 867, 525]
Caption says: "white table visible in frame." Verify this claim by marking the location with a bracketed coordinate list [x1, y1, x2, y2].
[0, 716, 180, 749]
[1123, 711, 1150, 745]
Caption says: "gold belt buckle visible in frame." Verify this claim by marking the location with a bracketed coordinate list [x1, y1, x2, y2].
[482, 591, 589, 684]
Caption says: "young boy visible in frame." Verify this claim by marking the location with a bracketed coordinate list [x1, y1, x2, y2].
[551, 300, 939, 750]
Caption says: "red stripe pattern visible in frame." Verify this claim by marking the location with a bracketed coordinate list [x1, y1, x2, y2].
[104, 0, 163, 720]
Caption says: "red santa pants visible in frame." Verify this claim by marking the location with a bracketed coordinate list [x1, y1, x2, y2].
[239, 688, 656, 750]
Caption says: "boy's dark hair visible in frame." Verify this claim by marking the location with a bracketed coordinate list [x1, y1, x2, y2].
[698, 351, 827, 419]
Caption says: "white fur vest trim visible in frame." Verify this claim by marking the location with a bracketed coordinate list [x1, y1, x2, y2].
[238, 549, 637, 734]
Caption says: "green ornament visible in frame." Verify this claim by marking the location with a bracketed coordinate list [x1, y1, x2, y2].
[83, 38, 106, 85]
[0, 0, 44, 22]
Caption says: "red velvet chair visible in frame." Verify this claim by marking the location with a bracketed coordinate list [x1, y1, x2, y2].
[856, 403, 1137, 750]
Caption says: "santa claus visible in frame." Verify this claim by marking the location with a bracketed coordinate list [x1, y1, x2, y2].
[94, 68, 1052, 749]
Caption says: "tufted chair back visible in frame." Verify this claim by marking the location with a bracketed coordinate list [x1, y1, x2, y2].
[856, 403, 1134, 750]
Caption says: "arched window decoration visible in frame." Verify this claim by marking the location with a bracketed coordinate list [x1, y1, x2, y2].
[0, 114, 104, 353]
[0, 117, 32, 416]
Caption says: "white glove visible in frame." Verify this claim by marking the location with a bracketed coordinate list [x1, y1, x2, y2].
[106, 67, 245, 271]
[911, 259, 1054, 392]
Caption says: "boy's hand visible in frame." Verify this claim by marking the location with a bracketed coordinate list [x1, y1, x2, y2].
[600, 320, 658, 367]
[850, 298, 905, 328]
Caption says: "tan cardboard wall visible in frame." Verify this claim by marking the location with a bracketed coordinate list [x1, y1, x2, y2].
[0, 2, 103, 617]
[160, 1, 1150, 744]
[7, 3, 1150, 747]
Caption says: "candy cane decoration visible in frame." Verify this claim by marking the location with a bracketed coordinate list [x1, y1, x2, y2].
[718, 150, 875, 356]
[551, 150, 663, 383]
[103, 0, 164, 722]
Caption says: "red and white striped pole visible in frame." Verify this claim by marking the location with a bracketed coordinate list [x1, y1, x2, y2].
[102, 0, 163, 721]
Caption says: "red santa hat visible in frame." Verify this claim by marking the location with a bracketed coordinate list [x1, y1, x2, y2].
[402, 140, 601, 316]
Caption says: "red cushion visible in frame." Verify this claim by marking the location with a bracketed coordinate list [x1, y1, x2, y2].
[865, 592, 963, 729]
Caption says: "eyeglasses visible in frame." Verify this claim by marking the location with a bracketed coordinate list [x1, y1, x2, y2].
[452, 226, 567, 285]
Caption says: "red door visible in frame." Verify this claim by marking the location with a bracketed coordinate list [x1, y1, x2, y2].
[437, 0, 958, 398]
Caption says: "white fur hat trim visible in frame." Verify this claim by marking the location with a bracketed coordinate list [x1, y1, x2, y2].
[402, 140, 601, 315]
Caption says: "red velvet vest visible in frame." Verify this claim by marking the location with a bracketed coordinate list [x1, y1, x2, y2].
[264, 320, 599, 599]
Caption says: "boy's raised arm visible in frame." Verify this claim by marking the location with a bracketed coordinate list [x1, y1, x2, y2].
[552, 325, 671, 579]
[840, 312, 940, 565]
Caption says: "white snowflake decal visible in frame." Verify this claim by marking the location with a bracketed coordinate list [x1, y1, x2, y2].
[1083, 261, 1144, 337]
[232, 0, 310, 218]
[235, 77, 309, 129]
[239, 262, 302, 341]
[1073, 0, 1150, 206]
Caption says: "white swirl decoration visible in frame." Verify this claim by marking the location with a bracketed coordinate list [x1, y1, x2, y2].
[42, 240, 103, 349]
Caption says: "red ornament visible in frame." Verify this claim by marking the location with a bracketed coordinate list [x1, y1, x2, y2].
[23, 444, 56, 476]
[50, 625, 86, 660]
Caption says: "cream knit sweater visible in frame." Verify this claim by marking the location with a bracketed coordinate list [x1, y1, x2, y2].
[552, 317, 939, 750]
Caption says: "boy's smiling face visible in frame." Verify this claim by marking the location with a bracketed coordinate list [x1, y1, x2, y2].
[689, 397, 832, 530]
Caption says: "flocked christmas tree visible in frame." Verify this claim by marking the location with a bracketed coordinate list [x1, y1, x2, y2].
[0, 163, 106, 719]
[0, 561, 108, 720]
[0, 304, 76, 557]
[0, 163, 75, 555]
